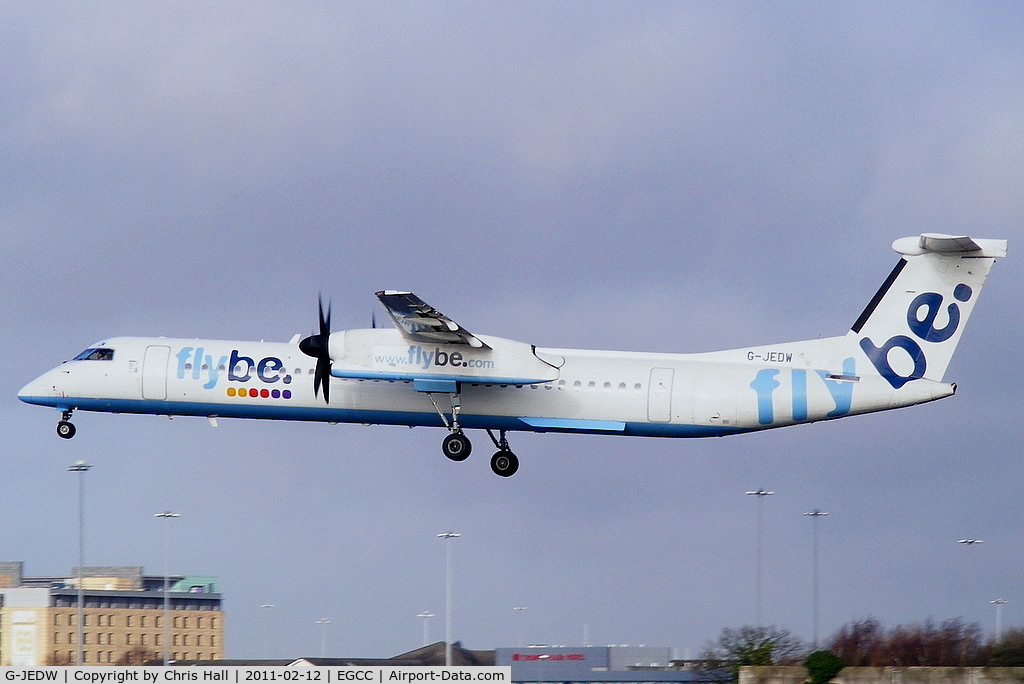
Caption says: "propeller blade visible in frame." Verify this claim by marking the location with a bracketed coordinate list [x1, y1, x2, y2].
[300, 295, 334, 404]
[316, 358, 331, 404]
[318, 296, 331, 336]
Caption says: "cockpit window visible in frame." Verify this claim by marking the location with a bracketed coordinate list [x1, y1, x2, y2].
[74, 348, 115, 361]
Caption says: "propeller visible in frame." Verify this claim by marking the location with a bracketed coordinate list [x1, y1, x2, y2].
[299, 296, 333, 404]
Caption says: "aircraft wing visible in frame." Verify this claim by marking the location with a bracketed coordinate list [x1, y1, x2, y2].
[375, 291, 491, 349]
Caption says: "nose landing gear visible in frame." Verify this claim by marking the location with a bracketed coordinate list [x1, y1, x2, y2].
[57, 409, 76, 439]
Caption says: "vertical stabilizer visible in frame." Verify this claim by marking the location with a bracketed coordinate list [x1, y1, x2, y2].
[848, 233, 1006, 388]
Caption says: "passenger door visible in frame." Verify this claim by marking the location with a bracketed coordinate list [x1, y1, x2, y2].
[647, 367, 674, 422]
[142, 345, 170, 400]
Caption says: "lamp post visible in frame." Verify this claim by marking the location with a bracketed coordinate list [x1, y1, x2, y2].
[259, 603, 276, 659]
[154, 511, 180, 665]
[438, 531, 460, 666]
[958, 538, 983, 619]
[990, 599, 1008, 642]
[803, 509, 828, 648]
[68, 460, 92, 667]
[417, 611, 434, 646]
[316, 618, 332, 658]
[514, 606, 527, 648]
[746, 489, 774, 626]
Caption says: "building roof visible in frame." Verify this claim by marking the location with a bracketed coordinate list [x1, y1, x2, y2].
[178, 642, 495, 667]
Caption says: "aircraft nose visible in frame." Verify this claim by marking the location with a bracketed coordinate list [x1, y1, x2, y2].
[18, 377, 45, 403]
[18, 371, 60, 406]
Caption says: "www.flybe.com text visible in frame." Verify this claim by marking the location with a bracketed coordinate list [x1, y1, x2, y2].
[376, 346, 495, 371]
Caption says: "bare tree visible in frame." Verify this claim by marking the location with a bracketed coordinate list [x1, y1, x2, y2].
[702, 625, 806, 680]
[827, 617, 985, 666]
[828, 617, 884, 666]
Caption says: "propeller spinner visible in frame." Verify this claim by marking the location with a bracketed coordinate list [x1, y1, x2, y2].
[299, 297, 333, 403]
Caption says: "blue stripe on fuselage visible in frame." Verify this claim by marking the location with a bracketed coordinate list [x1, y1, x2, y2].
[20, 396, 752, 438]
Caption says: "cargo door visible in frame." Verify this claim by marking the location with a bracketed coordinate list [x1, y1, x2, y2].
[647, 367, 674, 422]
[142, 345, 171, 400]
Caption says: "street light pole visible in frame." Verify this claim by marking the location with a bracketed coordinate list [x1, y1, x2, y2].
[316, 618, 332, 658]
[746, 489, 774, 626]
[958, 538, 984, 619]
[990, 599, 1008, 642]
[438, 531, 460, 666]
[803, 509, 829, 648]
[69, 460, 92, 667]
[514, 606, 527, 648]
[417, 611, 434, 646]
[259, 604, 276, 659]
[155, 511, 180, 665]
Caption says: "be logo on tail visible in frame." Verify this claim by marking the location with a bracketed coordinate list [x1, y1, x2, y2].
[852, 233, 1006, 391]
[860, 284, 973, 389]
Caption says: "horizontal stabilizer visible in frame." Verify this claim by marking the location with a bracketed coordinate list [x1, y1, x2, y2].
[893, 233, 1007, 258]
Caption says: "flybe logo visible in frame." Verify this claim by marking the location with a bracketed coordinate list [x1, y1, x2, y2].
[750, 359, 856, 425]
[860, 283, 972, 389]
[175, 347, 294, 398]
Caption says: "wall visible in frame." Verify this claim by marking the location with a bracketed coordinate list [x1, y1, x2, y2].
[740, 666, 1024, 684]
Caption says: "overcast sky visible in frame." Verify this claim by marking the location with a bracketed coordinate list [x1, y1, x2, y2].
[2, 1, 1022, 661]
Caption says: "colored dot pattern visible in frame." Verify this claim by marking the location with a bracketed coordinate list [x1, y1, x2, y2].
[226, 386, 292, 399]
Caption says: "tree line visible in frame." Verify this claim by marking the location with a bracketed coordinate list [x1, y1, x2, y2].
[701, 617, 1024, 680]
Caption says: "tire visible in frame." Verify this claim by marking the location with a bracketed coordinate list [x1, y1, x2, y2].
[490, 450, 519, 477]
[442, 433, 472, 461]
[57, 421, 77, 439]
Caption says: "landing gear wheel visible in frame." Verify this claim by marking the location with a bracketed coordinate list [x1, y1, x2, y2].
[57, 421, 77, 439]
[442, 433, 472, 461]
[490, 450, 519, 477]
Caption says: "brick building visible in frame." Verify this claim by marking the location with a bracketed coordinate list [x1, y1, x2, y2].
[0, 561, 224, 665]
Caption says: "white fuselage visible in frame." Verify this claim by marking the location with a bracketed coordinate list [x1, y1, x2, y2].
[17, 330, 953, 438]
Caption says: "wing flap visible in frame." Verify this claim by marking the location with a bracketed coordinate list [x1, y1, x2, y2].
[376, 291, 490, 349]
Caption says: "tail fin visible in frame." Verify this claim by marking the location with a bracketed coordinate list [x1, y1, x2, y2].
[847, 233, 1007, 388]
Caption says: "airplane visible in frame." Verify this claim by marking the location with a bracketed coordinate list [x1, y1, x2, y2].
[18, 233, 1006, 477]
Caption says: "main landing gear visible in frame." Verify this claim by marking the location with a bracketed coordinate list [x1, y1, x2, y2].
[486, 429, 519, 478]
[442, 432, 472, 461]
[57, 409, 76, 439]
[428, 392, 519, 477]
